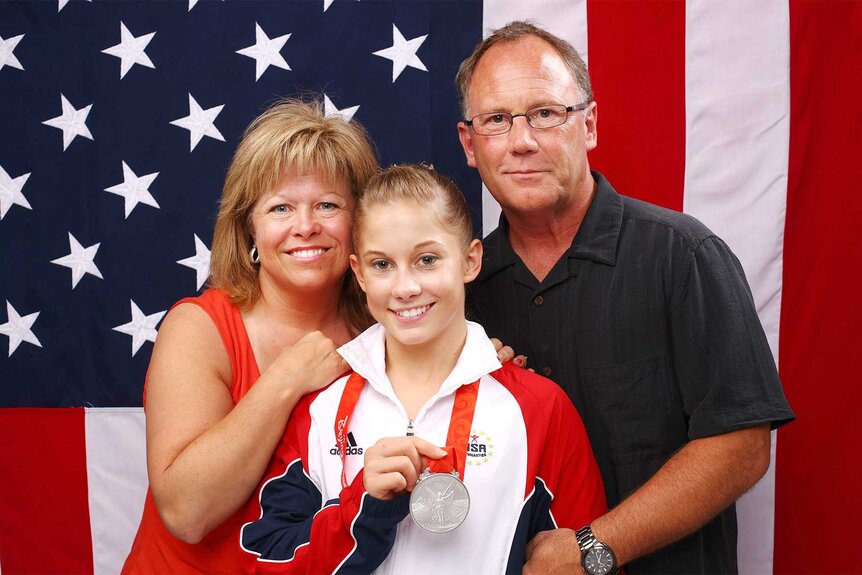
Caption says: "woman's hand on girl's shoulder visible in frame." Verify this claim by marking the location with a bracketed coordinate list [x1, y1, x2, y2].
[267, 331, 349, 396]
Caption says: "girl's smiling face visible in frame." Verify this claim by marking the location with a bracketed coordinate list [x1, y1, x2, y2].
[350, 198, 481, 351]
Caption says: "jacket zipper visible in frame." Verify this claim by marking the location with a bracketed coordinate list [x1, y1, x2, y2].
[406, 419, 414, 436]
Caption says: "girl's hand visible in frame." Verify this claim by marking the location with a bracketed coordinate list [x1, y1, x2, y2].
[362, 437, 447, 500]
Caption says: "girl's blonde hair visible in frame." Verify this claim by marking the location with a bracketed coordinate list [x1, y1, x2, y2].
[354, 164, 474, 251]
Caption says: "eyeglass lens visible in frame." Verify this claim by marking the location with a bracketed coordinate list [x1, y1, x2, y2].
[471, 104, 570, 135]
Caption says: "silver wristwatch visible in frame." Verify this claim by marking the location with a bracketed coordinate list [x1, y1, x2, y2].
[575, 524, 618, 575]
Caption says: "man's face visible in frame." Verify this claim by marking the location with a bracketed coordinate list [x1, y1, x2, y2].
[458, 36, 597, 219]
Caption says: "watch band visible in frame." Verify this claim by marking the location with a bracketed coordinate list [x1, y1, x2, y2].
[575, 524, 599, 551]
[575, 524, 618, 575]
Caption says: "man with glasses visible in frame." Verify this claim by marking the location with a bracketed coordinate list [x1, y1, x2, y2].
[457, 21, 793, 575]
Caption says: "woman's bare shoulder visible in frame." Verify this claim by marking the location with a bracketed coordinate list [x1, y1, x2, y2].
[149, 301, 232, 390]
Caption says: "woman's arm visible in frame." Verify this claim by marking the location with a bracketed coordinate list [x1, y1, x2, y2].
[144, 303, 347, 543]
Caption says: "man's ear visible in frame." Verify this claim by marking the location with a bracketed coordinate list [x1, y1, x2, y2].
[584, 101, 598, 152]
[463, 239, 483, 283]
[349, 254, 367, 293]
[457, 122, 477, 168]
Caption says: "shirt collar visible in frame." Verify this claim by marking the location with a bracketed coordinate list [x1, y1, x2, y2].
[477, 170, 622, 282]
[337, 321, 502, 399]
[567, 171, 622, 266]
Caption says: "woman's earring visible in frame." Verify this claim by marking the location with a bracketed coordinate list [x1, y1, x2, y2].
[250, 245, 260, 264]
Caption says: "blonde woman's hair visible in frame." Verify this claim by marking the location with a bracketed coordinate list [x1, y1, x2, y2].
[210, 96, 378, 331]
[354, 164, 474, 252]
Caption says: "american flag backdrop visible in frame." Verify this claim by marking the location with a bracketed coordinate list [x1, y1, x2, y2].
[0, 1, 859, 573]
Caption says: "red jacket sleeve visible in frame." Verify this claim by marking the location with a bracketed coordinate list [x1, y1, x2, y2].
[541, 387, 607, 529]
[493, 363, 607, 536]
[239, 396, 409, 574]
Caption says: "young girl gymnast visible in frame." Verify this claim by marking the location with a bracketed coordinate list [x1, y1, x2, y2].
[239, 164, 607, 574]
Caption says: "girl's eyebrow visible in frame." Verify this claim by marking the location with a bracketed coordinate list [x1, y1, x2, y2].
[415, 240, 445, 250]
[360, 240, 445, 258]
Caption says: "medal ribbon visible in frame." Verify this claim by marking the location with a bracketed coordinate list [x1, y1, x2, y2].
[429, 380, 479, 478]
[335, 372, 366, 489]
[334, 372, 480, 489]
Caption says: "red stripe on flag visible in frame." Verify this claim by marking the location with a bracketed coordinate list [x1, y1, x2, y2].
[0, 408, 94, 574]
[776, 2, 862, 572]
[586, 0, 686, 211]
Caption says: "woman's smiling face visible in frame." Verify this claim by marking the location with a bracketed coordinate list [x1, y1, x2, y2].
[251, 170, 354, 297]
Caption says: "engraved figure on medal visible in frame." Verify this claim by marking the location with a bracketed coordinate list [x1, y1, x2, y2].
[410, 468, 470, 533]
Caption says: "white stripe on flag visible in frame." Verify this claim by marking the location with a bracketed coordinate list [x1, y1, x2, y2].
[683, 1, 790, 572]
[84, 407, 148, 575]
[479, 0, 589, 236]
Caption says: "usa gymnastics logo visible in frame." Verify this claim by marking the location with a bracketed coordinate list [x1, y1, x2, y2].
[330, 431, 363, 456]
[466, 430, 493, 467]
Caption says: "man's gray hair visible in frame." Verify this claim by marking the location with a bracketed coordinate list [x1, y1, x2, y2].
[455, 20, 593, 118]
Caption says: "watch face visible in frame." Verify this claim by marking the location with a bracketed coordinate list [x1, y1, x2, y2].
[584, 547, 616, 575]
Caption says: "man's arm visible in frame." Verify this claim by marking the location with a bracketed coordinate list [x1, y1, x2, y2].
[523, 424, 771, 574]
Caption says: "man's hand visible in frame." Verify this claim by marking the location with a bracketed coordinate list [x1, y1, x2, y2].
[489, 337, 527, 368]
[523, 529, 584, 575]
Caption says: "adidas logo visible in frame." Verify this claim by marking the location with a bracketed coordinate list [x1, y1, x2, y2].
[330, 431, 364, 456]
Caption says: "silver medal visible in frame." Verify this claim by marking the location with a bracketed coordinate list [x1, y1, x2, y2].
[409, 468, 470, 533]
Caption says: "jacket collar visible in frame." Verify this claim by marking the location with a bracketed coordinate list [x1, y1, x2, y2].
[337, 321, 502, 400]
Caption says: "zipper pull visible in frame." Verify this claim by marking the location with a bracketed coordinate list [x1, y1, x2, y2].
[406, 419, 414, 436]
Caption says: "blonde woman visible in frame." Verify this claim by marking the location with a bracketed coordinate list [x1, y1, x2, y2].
[123, 98, 378, 574]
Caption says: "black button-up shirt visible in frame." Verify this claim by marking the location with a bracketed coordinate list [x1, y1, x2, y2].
[467, 172, 794, 574]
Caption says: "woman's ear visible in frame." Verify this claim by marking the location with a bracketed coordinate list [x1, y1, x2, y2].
[248, 212, 257, 241]
[463, 239, 483, 283]
[349, 254, 367, 293]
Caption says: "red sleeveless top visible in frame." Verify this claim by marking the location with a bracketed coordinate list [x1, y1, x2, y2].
[122, 289, 260, 574]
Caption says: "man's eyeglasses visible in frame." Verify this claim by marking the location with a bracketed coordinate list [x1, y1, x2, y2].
[464, 103, 590, 136]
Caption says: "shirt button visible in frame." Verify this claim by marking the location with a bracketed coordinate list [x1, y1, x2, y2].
[542, 366, 552, 377]
[533, 295, 544, 305]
